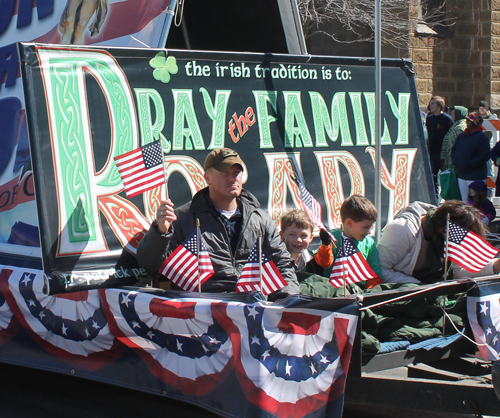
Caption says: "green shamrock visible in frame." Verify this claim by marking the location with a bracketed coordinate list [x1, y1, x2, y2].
[149, 52, 178, 83]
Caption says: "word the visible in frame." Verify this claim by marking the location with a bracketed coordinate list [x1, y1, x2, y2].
[228, 107, 256, 143]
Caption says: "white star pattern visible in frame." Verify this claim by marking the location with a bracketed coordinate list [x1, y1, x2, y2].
[22, 274, 32, 286]
[62, 323, 67, 336]
[147, 330, 155, 339]
[247, 306, 259, 319]
[176, 339, 183, 352]
[320, 354, 330, 364]
[28, 299, 36, 307]
[91, 320, 100, 330]
[121, 294, 132, 307]
[261, 350, 271, 361]
[251, 336, 260, 345]
[131, 321, 140, 328]
[310, 363, 317, 375]
[38, 311, 45, 320]
[285, 361, 292, 375]
[480, 302, 489, 315]
[487, 327, 493, 335]
[208, 336, 221, 345]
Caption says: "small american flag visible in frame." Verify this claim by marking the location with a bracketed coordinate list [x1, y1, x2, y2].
[114, 141, 165, 197]
[330, 235, 377, 287]
[295, 179, 335, 241]
[160, 230, 214, 292]
[446, 221, 499, 273]
[235, 241, 288, 296]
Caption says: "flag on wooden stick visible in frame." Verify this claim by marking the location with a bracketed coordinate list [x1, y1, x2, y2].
[236, 240, 287, 295]
[330, 235, 378, 287]
[446, 221, 498, 273]
[114, 140, 165, 197]
[295, 178, 336, 242]
[160, 230, 214, 292]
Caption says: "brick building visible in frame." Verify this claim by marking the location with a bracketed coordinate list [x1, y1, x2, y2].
[305, 0, 499, 113]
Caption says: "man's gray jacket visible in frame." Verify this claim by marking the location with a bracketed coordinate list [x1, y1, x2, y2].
[137, 187, 299, 297]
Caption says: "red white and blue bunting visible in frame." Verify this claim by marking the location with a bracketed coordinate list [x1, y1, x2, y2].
[0, 265, 359, 418]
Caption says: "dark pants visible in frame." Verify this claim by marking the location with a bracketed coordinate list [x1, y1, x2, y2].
[430, 154, 441, 194]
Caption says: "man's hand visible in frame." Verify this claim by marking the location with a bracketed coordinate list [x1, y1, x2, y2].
[156, 199, 177, 234]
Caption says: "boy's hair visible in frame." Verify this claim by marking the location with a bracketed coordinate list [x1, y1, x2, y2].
[340, 195, 377, 223]
[281, 209, 314, 233]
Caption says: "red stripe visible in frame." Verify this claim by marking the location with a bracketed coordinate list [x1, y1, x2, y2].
[54, 292, 89, 302]
[149, 299, 196, 318]
[277, 312, 321, 335]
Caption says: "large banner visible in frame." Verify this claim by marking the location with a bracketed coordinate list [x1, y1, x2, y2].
[18, 43, 434, 288]
[0, 265, 359, 418]
[0, 0, 170, 260]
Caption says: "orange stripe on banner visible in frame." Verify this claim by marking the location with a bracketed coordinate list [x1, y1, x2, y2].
[487, 177, 496, 188]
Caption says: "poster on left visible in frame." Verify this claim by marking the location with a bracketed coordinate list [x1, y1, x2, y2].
[0, 0, 170, 262]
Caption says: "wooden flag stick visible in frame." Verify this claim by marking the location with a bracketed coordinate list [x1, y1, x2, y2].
[158, 139, 169, 200]
[196, 218, 201, 293]
[340, 227, 346, 296]
[442, 213, 451, 336]
[444, 213, 451, 282]
[258, 230, 263, 295]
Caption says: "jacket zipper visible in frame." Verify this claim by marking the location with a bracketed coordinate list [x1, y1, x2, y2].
[219, 208, 259, 270]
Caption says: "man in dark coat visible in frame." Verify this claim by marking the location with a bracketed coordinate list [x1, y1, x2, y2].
[451, 112, 491, 201]
[426, 96, 453, 193]
[137, 148, 299, 299]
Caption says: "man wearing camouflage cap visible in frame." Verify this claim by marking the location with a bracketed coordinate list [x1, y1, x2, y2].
[137, 148, 299, 299]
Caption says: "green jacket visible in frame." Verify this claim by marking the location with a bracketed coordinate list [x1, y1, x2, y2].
[440, 106, 468, 171]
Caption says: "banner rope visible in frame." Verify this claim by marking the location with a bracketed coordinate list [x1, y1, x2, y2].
[439, 306, 489, 347]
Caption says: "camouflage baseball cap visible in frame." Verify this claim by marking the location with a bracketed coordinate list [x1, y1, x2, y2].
[204, 148, 244, 172]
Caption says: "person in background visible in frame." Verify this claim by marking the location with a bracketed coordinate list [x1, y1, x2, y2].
[467, 180, 496, 224]
[136, 148, 299, 300]
[478, 100, 497, 120]
[440, 106, 468, 172]
[478, 101, 497, 181]
[451, 111, 491, 202]
[490, 139, 500, 197]
[426, 96, 454, 193]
